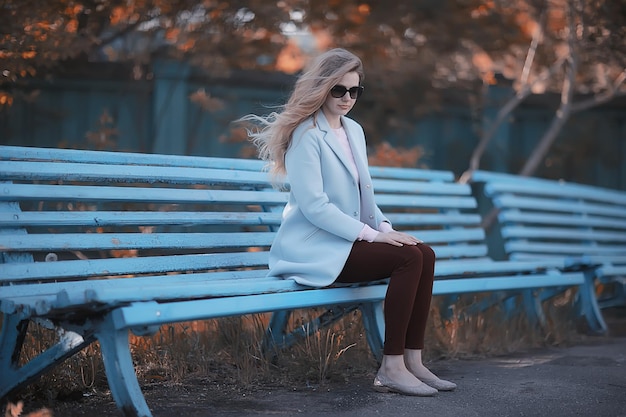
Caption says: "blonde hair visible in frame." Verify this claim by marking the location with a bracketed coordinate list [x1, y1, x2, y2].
[242, 48, 364, 177]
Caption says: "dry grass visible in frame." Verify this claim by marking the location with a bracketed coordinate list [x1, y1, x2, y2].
[6, 290, 584, 412]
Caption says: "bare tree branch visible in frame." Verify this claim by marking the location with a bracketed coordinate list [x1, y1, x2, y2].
[519, 59, 576, 177]
[518, 0, 579, 178]
[480, 56, 577, 231]
[458, 9, 555, 185]
[520, 10, 547, 86]
[570, 68, 626, 113]
[458, 55, 565, 184]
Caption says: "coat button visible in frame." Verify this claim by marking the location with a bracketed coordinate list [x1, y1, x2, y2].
[369, 215, 374, 219]
[366, 184, 371, 188]
[353, 211, 358, 216]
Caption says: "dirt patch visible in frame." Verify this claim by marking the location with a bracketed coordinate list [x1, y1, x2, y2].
[22, 375, 384, 417]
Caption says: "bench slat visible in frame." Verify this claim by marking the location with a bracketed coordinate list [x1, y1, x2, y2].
[493, 195, 626, 219]
[599, 265, 626, 276]
[0, 145, 267, 170]
[369, 166, 454, 182]
[1, 270, 269, 300]
[51, 278, 304, 314]
[0, 183, 289, 205]
[0, 211, 283, 227]
[0, 161, 273, 186]
[386, 213, 482, 226]
[500, 226, 626, 242]
[2, 251, 269, 282]
[373, 178, 470, 195]
[498, 211, 626, 230]
[484, 180, 626, 205]
[1, 232, 275, 251]
[432, 245, 488, 258]
[505, 241, 626, 256]
[376, 194, 477, 209]
[406, 228, 485, 243]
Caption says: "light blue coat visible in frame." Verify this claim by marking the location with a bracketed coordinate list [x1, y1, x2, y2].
[268, 111, 390, 287]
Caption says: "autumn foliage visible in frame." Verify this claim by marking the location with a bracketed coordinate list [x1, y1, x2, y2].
[368, 142, 424, 168]
[1, 1, 624, 163]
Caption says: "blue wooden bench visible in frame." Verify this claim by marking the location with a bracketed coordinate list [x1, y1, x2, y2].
[0, 145, 604, 417]
[471, 170, 626, 321]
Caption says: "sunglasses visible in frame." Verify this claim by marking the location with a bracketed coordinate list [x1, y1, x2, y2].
[330, 85, 364, 99]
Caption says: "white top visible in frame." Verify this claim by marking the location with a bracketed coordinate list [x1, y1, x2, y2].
[332, 126, 359, 181]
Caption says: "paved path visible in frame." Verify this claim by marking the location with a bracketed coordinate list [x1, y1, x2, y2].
[191, 337, 626, 417]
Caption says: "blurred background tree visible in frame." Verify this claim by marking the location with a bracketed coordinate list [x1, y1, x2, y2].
[1, 0, 624, 175]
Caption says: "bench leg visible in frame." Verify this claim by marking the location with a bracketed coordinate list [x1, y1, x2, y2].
[577, 272, 608, 334]
[0, 314, 92, 399]
[264, 305, 362, 354]
[95, 315, 152, 417]
[522, 289, 548, 330]
[359, 302, 384, 363]
[438, 295, 460, 321]
[268, 303, 384, 363]
[457, 292, 521, 319]
[0, 313, 28, 398]
[264, 310, 291, 356]
[0, 313, 27, 369]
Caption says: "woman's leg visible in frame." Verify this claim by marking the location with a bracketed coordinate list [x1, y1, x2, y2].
[336, 241, 435, 355]
[404, 244, 435, 350]
[336, 241, 453, 394]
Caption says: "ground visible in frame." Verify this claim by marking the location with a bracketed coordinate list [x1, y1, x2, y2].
[12, 307, 626, 417]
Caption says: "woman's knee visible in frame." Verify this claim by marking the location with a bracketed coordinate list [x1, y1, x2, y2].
[417, 243, 436, 262]
[397, 244, 424, 268]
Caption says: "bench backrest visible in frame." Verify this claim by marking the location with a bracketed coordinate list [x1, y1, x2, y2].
[0, 146, 488, 297]
[471, 170, 626, 267]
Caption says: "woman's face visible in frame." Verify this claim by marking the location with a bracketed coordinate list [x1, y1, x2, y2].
[321, 71, 361, 122]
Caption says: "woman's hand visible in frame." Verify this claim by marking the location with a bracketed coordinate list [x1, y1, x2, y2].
[373, 231, 423, 247]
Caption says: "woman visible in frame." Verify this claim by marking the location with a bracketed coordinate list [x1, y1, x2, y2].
[244, 48, 456, 396]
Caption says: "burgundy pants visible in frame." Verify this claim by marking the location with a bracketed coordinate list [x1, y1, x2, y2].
[336, 241, 436, 355]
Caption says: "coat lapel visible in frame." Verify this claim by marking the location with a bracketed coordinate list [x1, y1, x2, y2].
[316, 111, 359, 182]
[341, 116, 370, 184]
